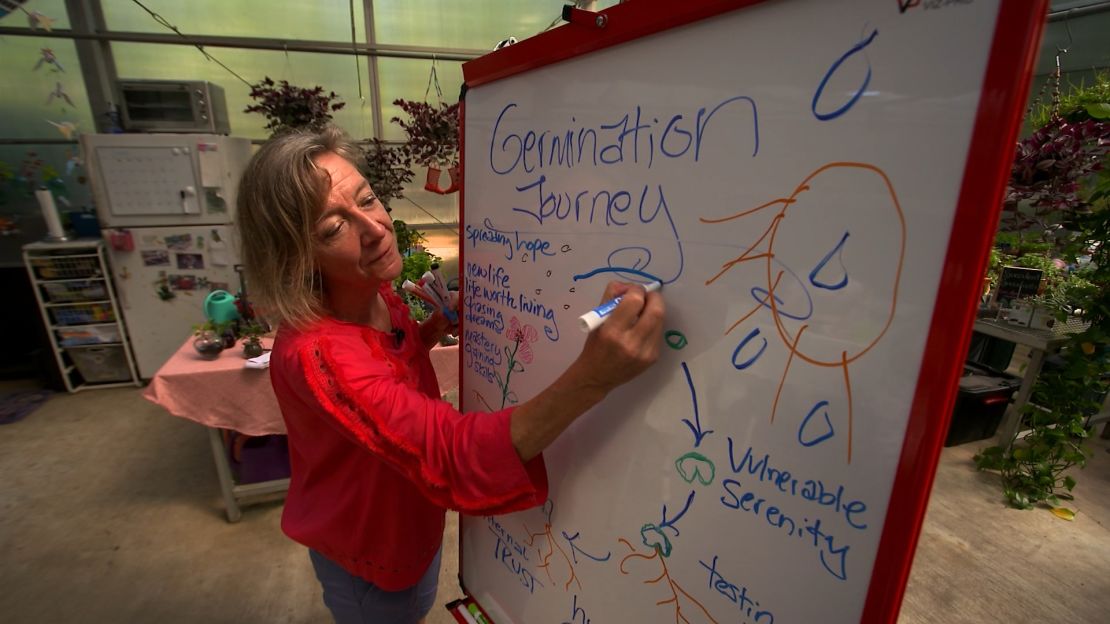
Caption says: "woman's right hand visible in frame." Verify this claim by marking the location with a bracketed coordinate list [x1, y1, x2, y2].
[568, 281, 665, 395]
[509, 280, 665, 462]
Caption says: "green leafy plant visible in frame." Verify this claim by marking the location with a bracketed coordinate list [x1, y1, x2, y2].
[391, 220, 440, 322]
[237, 320, 267, 357]
[245, 77, 346, 136]
[1028, 71, 1110, 129]
[237, 320, 265, 341]
[1002, 71, 1110, 235]
[191, 319, 235, 357]
[1042, 269, 1097, 318]
[393, 219, 425, 258]
[974, 323, 1104, 510]
[976, 76, 1110, 513]
[193, 319, 234, 338]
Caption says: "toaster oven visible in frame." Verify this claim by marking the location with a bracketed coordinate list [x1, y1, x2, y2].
[118, 80, 231, 135]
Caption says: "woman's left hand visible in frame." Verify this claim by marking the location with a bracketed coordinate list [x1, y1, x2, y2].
[418, 291, 459, 349]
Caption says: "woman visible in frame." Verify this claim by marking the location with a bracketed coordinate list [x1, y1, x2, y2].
[236, 126, 664, 624]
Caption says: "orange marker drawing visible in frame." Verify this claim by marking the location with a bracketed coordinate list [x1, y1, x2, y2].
[702, 162, 906, 463]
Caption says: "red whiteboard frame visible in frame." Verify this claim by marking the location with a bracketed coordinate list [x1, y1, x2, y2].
[458, 1, 1047, 621]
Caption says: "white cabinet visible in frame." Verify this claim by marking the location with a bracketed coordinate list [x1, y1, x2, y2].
[23, 240, 141, 392]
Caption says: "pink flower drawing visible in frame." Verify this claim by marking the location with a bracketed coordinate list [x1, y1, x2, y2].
[505, 317, 539, 364]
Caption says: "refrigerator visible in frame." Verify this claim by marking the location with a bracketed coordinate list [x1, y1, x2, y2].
[81, 133, 253, 378]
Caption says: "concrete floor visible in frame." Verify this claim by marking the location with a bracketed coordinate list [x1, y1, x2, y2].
[1, 382, 1108, 623]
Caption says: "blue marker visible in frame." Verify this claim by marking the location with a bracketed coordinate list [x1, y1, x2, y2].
[578, 281, 662, 332]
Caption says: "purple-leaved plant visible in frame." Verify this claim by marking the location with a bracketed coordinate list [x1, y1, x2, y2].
[245, 77, 346, 135]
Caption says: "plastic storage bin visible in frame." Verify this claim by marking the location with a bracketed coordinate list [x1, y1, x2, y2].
[42, 281, 107, 303]
[67, 346, 131, 383]
[50, 303, 115, 326]
[30, 256, 101, 280]
[226, 433, 291, 484]
[945, 363, 1022, 447]
[57, 326, 121, 347]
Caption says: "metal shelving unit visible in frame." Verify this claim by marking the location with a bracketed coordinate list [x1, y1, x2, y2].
[22, 239, 141, 393]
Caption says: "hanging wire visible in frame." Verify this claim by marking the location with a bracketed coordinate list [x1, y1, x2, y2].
[1025, 14, 1075, 123]
[540, 12, 564, 34]
[1049, 46, 1067, 122]
[424, 55, 443, 103]
[349, 0, 363, 101]
[129, 0, 253, 88]
[402, 195, 459, 236]
[281, 43, 295, 82]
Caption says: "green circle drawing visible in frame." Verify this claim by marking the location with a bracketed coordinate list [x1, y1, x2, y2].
[675, 452, 716, 486]
[640, 523, 672, 558]
[664, 330, 688, 350]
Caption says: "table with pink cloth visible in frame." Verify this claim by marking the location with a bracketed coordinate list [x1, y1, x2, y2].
[144, 335, 459, 521]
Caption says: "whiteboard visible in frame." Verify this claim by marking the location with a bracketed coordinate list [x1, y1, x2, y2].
[458, 1, 1045, 622]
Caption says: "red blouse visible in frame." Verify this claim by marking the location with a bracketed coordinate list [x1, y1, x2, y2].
[269, 285, 548, 590]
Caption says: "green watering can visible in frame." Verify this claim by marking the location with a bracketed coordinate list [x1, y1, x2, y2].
[204, 290, 240, 324]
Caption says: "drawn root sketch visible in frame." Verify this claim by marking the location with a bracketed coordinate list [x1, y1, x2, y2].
[702, 162, 906, 463]
[523, 500, 612, 593]
[618, 538, 718, 624]
[524, 517, 582, 591]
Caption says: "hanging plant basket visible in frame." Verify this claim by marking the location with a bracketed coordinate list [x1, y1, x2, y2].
[392, 60, 461, 195]
[446, 164, 460, 194]
[424, 166, 443, 194]
[392, 98, 461, 193]
[245, 76, 346, 136]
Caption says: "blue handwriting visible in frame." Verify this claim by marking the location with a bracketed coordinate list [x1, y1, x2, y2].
[561, 594, 591, 624]
[798, 400, 836, 447]
[732, 327, 768, 370]
[812, 29, 879, 121]
[488, 100, 759, 176]
[465, 261, 559, 341]
[465, 218, 557, 263]
[680, 361, 713, 447]
[700, 555, 775, 623]
[463, 328, 503, 385]
[488, 516, 545, 594]
[659, 490, 696, 537]
[726, 440, 868, 530]
[749, 259, 813, 321]
[809, 231, 851, 290]
[560, 531, 612, 565]
[719, 479, 850, 581]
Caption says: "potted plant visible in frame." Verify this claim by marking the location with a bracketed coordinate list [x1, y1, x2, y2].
[391, 99, 460, 194]
[360, 138, 415, 210]
[192, 320, 231, 359]
[245, 77, 346, 136]
[975, 72, 1110, 515]
[238, 321, 267, 358]
[390, 220, 440, 321]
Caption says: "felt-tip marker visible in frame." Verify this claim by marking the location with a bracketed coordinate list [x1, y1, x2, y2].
[467, 603, 490, 624]
[446, 599, 479, 624]
[578, 280, 662, 332]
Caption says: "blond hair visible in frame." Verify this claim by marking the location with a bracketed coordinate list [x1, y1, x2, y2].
[236, 126, 365, 328]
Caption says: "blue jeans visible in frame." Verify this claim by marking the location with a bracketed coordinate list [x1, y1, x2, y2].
[309, 548, 442, 624]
